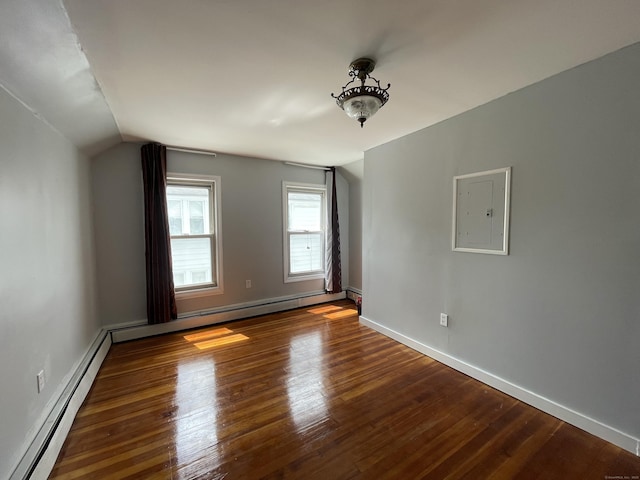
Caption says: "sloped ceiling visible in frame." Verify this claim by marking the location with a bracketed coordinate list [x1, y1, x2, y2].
[0, 0, 120, 156]
[2, 0, 640, 164]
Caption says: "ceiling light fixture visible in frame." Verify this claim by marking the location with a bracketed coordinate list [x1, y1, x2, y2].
[332, 58, 390, 128]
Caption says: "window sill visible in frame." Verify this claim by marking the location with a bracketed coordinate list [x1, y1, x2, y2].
[284, 273, 325, 284]
[175, 285, 224, 299]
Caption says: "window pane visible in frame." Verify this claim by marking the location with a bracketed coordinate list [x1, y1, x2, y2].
[289, 232, 323, 273]
[173, 272, 185, 287]
[168, 200, 183, 235]
[167, 185, 210, 234]
[288, 192, 322, 231]
[189, 201, 205, 234]
[191, 271, 207, 284]
[170, 237, 213, 287]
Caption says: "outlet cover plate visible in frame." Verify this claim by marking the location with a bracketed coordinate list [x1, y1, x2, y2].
[440, 313, 448, 327]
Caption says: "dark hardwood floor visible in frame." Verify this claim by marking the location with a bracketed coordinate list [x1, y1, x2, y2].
[50, 300, 640, 479]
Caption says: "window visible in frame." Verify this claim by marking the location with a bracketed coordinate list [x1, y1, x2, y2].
[166, 174, 222, 293]
[283, 182, 326, 282]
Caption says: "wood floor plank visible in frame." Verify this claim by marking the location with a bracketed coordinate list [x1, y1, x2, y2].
[50, 300, 640, 479]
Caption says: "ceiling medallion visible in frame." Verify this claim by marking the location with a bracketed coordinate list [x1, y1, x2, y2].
[331, 58, 390, 128]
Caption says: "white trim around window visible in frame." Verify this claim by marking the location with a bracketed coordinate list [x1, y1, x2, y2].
[167, 172, 223, 296]
[282, 181, 327, 283]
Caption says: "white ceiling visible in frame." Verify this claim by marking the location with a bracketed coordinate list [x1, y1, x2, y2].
[2, 0, 640, 165]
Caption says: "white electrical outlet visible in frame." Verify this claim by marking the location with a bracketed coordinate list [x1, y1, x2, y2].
[245, 280, 252, 288]
[37, 370, 45, 393]
[440, 313, 448, 327]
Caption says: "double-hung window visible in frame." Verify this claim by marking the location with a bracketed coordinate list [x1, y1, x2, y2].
[166, 174, 222, 293]
[283, 182, 326, 282]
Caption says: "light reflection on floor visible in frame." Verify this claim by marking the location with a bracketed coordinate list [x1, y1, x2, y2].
[323, 309, 357, 320]
[286, 331, 328, 432]
[174, 358, 219, 473]
[193, 334, 249, 350]
[183, 327, 233, 342]
[184, 328, 249, 350]
[307, 304, 358, 321]
[171, 302, 355, 466]
[307, 305, 343, 315]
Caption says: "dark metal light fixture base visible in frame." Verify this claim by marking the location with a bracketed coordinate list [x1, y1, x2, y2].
[349, 58, 376, 79]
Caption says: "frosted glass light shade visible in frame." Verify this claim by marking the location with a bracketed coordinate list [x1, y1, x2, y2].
[331, 58, 390, 127]
[342, 95, 383, 126]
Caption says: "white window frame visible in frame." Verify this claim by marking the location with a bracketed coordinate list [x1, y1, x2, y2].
[282, 181, 327, 283]
[167, 173, 223, 297]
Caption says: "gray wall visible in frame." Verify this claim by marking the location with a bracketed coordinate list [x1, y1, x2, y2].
[0, 87, 100, 479]
[92, 144, 349, 323]
[363, 43, 640, 439]
[339, 160, 363, 291]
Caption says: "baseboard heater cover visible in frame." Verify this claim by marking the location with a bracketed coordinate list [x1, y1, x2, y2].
[111, 291, 346, 343]
[10, 329, 112, 480]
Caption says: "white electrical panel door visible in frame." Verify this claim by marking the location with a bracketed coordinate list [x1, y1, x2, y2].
[453, 167, 511, 255]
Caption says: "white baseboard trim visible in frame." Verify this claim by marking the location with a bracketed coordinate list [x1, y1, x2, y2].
[10, 329, 112, 480]
[359, 315, 640, 456]
[110, 291, 346, 343]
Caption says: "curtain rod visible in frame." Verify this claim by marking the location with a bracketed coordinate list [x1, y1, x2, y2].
[167, 146, 217, 157]
[284, 161, 331, 171]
